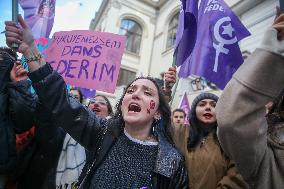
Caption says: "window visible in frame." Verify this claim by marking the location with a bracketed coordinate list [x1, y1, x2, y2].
[117, 68, 136, 86]
[190, 77, 205, 91]
[166, 14, 179, 49]
[119, 19, 142, 54]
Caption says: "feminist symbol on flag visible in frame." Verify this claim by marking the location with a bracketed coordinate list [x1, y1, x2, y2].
[213, 17, 237, 72]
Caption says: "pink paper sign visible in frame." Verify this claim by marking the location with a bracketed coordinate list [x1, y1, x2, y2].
[45, 30, 126, 93]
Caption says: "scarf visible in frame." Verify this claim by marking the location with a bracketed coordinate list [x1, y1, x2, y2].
[56, 134, 86, 189]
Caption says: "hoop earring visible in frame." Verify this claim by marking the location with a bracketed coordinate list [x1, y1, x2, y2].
[152, 118, 161, 136]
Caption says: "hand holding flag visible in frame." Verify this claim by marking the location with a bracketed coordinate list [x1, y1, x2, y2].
[164, 66, 177, 90]
[19, 0, 56, 38]
[174, 0, 198, 67]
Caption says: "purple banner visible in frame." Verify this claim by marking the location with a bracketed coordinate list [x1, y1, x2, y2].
[80, 88, 96, 98]
[174, 0, 198, 67]
[178, 91, 190, 125]
[178, 0, 250, 89]
[19, 0, 56, 38]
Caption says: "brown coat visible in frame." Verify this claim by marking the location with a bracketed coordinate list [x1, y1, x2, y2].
[216, 29, 284, 189]
[171, 125, 248, 189]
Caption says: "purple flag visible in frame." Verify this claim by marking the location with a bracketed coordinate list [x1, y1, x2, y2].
[174, 0, 198, 67]
[19, 0, 56, 38]
[80, 88, 96, 98]
[178, 92, 190, 125]
[178, 0, 250, 89]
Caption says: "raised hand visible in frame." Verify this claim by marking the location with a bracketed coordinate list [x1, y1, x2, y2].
[10, 61, 28, 82]
[5, 15, 36, 54]
[164, 66, 177, 90]
[260, 7, 284, 55]
[273, 7, 284, 41]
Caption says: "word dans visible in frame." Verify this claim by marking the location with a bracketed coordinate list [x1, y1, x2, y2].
[61, 45, 102, 59]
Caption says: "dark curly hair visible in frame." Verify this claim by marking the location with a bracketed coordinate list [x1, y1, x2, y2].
[70, 87, 84, 103]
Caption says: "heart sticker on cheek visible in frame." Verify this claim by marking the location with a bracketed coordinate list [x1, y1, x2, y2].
[150, 100, 155, 110]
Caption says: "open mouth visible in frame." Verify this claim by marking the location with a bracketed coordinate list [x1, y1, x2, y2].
[203, 113, 213, 119]
[93, 107, 101, 113]
[128, 103, 141, 113]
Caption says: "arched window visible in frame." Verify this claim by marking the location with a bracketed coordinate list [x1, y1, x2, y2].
[119, 19, 142, 54]
[166, 13, 179, 49]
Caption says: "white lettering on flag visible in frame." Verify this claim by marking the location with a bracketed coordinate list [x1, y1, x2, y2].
[213, 17, 237, 72]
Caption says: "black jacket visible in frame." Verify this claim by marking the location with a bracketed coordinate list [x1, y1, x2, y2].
[7, 80, 65, 189]
[29, 64, 189, 189]
[0, 55, 17, 174]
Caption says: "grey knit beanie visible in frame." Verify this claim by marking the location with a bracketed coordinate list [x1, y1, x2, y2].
[191, 93, 219, 114]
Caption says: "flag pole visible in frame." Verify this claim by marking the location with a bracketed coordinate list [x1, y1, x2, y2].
[280, 0, 284, 12]
[169, 54, 180, 106]
[12, 0, 19, 50]
[169, 75, 179, 106]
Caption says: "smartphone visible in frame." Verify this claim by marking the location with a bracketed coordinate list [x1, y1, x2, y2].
[280, 0, 284, 13]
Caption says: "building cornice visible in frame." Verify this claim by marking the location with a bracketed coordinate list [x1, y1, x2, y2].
[89, 0, 110, 30]
[120, 0, 156, 18]
[90, 0, 169, 30]
[231, 0, 265, 16]
[140, 0, 167, 9]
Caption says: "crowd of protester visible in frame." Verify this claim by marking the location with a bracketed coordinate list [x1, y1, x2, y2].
[0, 6, 284, 189]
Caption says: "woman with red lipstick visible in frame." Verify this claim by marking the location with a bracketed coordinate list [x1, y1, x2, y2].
[171, 93, 248, 189]
[4, 15, 189, 189]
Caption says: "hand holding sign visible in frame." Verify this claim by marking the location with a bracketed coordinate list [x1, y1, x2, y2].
[45, 30, 126, 93]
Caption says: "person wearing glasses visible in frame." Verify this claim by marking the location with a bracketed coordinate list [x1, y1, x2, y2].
[88, 95, 113, 119]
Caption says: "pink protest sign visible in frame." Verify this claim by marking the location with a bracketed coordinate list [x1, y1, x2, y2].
[45, 30, 126, 93]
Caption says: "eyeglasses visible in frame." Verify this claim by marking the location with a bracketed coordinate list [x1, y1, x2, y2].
[89, 99, 107, 106]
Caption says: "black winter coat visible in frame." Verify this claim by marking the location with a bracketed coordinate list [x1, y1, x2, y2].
[0, 55, 17, 174]
[29, 64, 189, 189]
[7, 80, 65, 189]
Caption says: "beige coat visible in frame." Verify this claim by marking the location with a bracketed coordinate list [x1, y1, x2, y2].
[216, 28, 284, 188]
[171, 125, 248, 189]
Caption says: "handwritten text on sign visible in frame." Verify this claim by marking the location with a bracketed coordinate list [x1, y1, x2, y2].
[45, 30, 126, 93]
